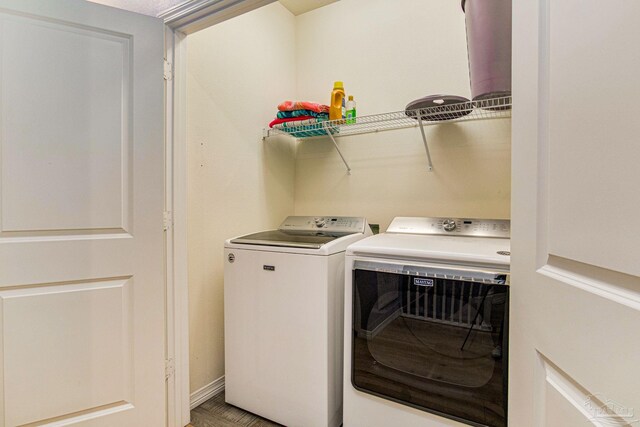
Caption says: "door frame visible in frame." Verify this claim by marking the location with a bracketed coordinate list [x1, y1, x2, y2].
[162, 1, 276, 425]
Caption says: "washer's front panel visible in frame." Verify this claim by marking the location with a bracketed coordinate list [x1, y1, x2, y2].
[224, 248, 342, 427]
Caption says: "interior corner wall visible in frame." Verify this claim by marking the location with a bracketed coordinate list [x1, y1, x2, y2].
[186, 0, 511, 398]
[186, 2, 297, 394]
[293, 0, 511, 229]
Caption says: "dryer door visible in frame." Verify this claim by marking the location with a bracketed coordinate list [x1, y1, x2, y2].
[352, 262, 509, 427]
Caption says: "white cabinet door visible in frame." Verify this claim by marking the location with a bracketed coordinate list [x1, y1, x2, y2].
[511, 1, 640, 426]
[0, 1, 165, 426]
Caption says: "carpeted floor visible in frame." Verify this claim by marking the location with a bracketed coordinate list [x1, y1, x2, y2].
[190, 391, 281, 427]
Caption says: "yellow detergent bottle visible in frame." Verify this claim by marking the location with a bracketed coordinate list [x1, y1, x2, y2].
[330, 81, 345, 121]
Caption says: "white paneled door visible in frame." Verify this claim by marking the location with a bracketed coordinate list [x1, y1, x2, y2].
[0, 1, 165, 426]
[511, 1, 640, 426]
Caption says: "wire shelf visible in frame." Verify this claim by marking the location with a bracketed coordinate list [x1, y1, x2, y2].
[263, 95, 511, 140]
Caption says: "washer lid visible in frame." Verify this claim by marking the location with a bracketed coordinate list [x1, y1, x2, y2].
[230, 230, 348, 249]
[229, 216, 369, 249]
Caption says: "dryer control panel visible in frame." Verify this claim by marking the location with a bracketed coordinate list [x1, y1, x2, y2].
[387, 217, 510, 238]
[279, 216, 367, 233]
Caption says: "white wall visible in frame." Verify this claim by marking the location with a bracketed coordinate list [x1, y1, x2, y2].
[294, 0, 511, 229]
[186, 0, 511, 395]
[186, 2, 297, 393]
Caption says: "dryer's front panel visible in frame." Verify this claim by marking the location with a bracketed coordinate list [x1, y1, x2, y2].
[351, 263, 509, 427]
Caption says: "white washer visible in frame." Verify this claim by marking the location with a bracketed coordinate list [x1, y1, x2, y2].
[224, 216, 372, 427]
[344, 217, 511, 427]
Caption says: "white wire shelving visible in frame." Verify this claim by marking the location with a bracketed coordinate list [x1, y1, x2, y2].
[262, 95, 511, 174]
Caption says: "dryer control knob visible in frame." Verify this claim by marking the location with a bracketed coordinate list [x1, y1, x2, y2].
[443, 219, 457, 232]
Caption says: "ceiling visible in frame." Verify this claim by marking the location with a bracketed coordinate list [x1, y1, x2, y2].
[86, 0, 338, 17]
[278, 0, 338, 16]
[86, 0, 188, 16]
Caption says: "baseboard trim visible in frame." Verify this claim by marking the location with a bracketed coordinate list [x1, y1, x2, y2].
[190, 376, 225, 410]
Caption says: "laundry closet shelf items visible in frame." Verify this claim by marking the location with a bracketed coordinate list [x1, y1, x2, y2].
[262, 95, 511, 174]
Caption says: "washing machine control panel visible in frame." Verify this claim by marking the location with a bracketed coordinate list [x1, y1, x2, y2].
[387, 217, 510, 238]
[279, 216, 366, 233]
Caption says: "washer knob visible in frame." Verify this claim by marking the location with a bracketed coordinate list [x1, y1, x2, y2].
[443, 219, 457, 232]
[314, 218, 326, 228]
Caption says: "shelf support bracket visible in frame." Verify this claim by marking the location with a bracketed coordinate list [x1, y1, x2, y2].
[416, 115, 434, 172]
[324, 123, 351, 175]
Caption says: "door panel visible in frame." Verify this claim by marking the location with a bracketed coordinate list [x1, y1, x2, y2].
[511, 0, 640, 426]
[1, 279, 133, 426]
[0, 1, 165, 426]
[546, 0, 640, 277]
[534, 353, 638, 427]
[0, 13, 131, 234]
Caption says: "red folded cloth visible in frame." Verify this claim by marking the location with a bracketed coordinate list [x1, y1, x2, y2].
[277, 101, 329, 113]
[269, 116, 317, 128]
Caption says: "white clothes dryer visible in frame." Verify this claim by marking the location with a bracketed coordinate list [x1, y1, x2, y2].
[224, 216, 372, 427]
[343, 217, 510, 427]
